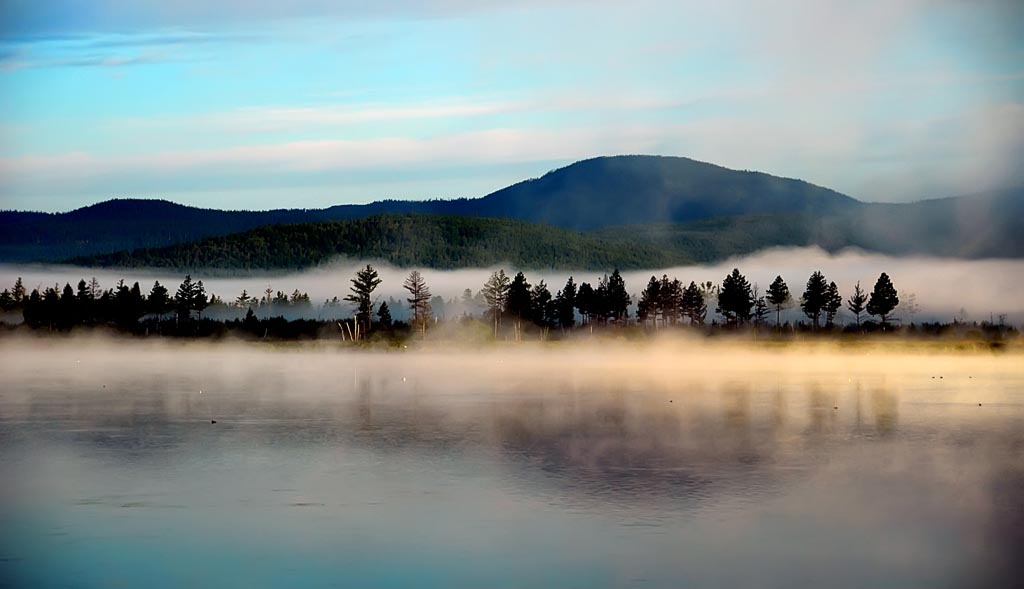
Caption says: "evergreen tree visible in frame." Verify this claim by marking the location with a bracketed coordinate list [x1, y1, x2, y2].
[403, 270, 432, 335]
[236, 289, 252, 307]
[556, 276, 577, 329]
[661, 276, 683, 325]
[824, 281, 842, 327]
[716, 268, 754, 326]
[753, 296, 770, 326]
[376, 301, 393, 329]
[60, 283, 75, 327]
[530, 280, 556, 329]
[23, 289, 42, 327]
[506, 272, 532, 319]
[800, 271, 829, 329]
[867, 272, 899, 327]
[593, 276, 611, 324]
[481, 269, 511, 336]
[681, 281, 707, 325]
[175, 275, 196, 320]
[344, 264, 382, 337]
[605, 269, 630, 324]
[193, 281, 209, 319]
[638, 276, 661, 327]
[505, 272, 532, 339]
[12, 277, 26, 304]
[766, 275, 791, 328]
[576, 282, 594, 325]
[148, 281, 170, 315]
[847, 281, 868, 326]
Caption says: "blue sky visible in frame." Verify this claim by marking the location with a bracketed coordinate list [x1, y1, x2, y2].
[1, 0, 1022, 212]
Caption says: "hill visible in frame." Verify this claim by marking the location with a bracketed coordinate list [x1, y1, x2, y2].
[1, 155, 863, 262]
[594, 188, 1024, 262]
[5, 156, 1021, 267]
[68, 214, 684, 271]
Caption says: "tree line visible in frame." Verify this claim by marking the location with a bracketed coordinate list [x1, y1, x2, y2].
[0, 265, 1003, 340]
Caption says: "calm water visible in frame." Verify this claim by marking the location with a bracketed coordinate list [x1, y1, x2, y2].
[1, 340, 1022, 588]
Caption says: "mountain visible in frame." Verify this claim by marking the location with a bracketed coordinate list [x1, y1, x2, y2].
[455, 155, 861, 230]
[68, 187, 1024, 272]
[594, 188, 1024, 262]
[0, 199, 327, 263]
[68, 214, 684, 272]
[4, 155, 1021, 268]
[1, 156, 863, 262]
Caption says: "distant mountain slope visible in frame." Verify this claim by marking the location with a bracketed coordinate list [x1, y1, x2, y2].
[5, 156, 1021, 266]
[459, 155, 861, 230]
[1, 155, 863, 262]
[594, 188, 1024, 262]
[0, 199, 328, 262]
[68, 214, 684, 271]
[67, 187, 1024, 272]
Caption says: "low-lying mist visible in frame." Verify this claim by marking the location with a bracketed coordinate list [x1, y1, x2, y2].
[3, 247, 1023, 323]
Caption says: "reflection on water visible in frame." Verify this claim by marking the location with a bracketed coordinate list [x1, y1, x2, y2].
[1, 340, 1022, 588]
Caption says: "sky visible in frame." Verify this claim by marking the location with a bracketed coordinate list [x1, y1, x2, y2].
[0, 0, 1022, 212]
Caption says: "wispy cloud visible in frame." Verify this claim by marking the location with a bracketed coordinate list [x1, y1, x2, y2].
[0, 51, 190, 72]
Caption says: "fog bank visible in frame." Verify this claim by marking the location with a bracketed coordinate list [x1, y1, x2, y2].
[2, 247, 1023, 323]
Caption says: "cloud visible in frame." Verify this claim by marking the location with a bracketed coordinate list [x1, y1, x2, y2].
[0, 52, 188, 72]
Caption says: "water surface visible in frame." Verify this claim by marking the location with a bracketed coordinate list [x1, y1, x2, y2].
[1, 340, 1022, 588]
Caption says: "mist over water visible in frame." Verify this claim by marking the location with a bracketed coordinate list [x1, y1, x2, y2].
[2, 247, 1024, 323]
[1, 338, 1022, 588]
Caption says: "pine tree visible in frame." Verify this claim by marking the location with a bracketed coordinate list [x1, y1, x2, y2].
[681, 281, 707, 325]
[638, 276, 661, 327]
[344, 264, 382, 337]
[661, 277, 683, 325]
[481, 270, 511, 336]
[576, 282, 594, 325]
[175, 275, 196, 321]
[506, 272, 532, 321]
[716, 268, 753, 326]
[403, 270, 431, 336]
[148, 281, 170, 315]
[824, 281, 842, 327]
[847, 281, 867, 326]
[236, 289, 252, 308]
[556, 276, 577, 329]
[193, 280, 209, 319]
[605, 269, 630, 324]
[753, 296, 770, 326]
[766, 275, 791, 328]
[530, 280, 556, 329]
[376, 301, 393, 329]
[12, 277, 26, 304]
[867, 272, 899, 327]
[800, 271, 829, 329]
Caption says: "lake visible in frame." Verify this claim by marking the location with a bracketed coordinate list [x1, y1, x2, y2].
[1, 339, 1022, 588]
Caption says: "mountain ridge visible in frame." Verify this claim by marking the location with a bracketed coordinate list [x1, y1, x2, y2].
[2, 155, 1022, 266]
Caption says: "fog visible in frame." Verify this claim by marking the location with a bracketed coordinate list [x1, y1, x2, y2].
[2, 338, 1023, 587]
[3, 246, 1024, 323]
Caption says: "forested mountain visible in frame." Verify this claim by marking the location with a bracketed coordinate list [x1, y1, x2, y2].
[2, 155, 861, 262]
[4, 156, 1021, 267]
[67, 186, 1024, 272]
[69, 214, 683, 271]
[458, 155, 860, 230]
[595, 187, 1024, 261]
[0, 199, 325, 262]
